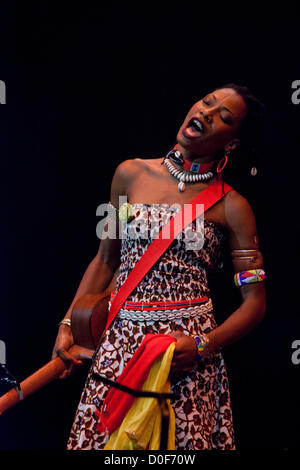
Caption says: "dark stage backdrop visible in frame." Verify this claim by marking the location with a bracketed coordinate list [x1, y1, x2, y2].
[0, 3, 299, 450]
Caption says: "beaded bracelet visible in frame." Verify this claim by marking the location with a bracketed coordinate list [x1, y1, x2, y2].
[234, 269, 266, 287]
[193, 333, 210, 361]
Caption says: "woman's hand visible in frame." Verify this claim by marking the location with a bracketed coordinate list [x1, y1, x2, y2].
[51, 325, 82, 379]
[169, 329, 198, 372]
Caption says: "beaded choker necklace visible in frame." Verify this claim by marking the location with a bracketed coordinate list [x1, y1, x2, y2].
[163, 147, 215, 192]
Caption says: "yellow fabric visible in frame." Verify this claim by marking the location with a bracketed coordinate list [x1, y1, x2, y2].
[104, 342, 176, 450]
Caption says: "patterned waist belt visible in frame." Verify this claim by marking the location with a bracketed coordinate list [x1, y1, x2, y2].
[109, 296, 213, 322]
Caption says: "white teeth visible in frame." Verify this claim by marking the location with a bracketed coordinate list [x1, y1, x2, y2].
[191, 118, 203, 132]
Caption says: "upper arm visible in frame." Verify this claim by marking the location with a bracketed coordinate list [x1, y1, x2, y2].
[224, 190, 264, 267]
[96, 159, 139, 269]
[224, 191, 259, 250]
[224, 190, 266, 305]
[110, 158, 140, 208]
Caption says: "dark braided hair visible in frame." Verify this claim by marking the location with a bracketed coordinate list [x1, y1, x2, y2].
[212, 83, 266, 195]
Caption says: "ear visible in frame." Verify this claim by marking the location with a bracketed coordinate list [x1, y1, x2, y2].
[225, 138, 240, 155]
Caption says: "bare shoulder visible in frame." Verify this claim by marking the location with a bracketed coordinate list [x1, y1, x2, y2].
[113, 157, 162, 182]
[113, 158, 144, 180]
[223, 188, 256, 225]
[222, 188, 259, 249]
[110, 158, 145, 204]
[135, 156, 164, 171]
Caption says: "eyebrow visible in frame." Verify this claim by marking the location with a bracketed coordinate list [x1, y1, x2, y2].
[212, 93, 233, 114]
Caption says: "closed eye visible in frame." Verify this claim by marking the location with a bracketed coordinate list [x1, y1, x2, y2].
[202, 95, 233, 125]
[220, 114, 233, 125]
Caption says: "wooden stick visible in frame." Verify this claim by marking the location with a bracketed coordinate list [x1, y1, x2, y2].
[0, 345, 94, 416]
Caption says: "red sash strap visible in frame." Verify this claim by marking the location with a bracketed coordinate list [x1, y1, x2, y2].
[105, 180, 232, 333]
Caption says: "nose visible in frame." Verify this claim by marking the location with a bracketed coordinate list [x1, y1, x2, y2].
[200, 100, 221, 124]
[200, 110, 212, 124]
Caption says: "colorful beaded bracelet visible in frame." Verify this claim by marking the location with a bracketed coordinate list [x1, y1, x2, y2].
[193, 333, 210, 361]
[234, 269, 266, 287]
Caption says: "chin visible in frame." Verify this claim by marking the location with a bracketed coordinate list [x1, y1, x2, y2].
[176, 135, 197, 154]
[176, 130, 191, 148]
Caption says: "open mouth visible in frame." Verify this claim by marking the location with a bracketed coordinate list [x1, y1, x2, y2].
[183, 117, 205, 138]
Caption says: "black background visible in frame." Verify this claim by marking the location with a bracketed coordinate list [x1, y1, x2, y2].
[0, 2, 299, 450]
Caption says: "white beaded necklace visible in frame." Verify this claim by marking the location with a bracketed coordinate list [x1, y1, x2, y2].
[163, 150, 215, 192]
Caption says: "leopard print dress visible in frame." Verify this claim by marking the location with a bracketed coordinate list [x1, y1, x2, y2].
[67, 203, 235, 450]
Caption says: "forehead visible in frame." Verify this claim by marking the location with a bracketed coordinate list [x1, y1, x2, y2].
[202, 88, 247, 119]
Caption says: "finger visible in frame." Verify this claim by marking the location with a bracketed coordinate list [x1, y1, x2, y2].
[171, 366, 193, 373]
[56, 348, 82, 367]
[56, 348, 73, 365]
[58, 370, 69, 380]
[171, 360, 183, 371]
[171, 360, 197, 372]
[58, 361, 79, 379]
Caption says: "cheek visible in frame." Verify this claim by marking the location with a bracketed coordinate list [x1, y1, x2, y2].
[213, 123, 238, 144]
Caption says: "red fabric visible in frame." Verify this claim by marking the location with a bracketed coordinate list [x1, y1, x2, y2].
[105, 180, 232, 334]
[124, 295, 208, 311]
[182, 160, 214, 173]
[125, 296, 207, 306]
[95, 333, 176, 435]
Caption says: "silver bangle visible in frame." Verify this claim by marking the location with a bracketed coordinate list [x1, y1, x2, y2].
[59, 318, 71, 327]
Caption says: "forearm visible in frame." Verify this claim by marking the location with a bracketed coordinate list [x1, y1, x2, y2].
[63, 255, 119, 320]
[206, 285, 266, 354]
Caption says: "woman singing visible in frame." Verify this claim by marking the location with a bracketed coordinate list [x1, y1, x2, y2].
[52, 84, 266, 450]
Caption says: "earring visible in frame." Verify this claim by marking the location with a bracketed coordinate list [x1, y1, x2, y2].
[216, 154, 229, 174]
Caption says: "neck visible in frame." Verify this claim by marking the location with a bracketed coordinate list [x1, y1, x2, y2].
[175, 143, 216, 164]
